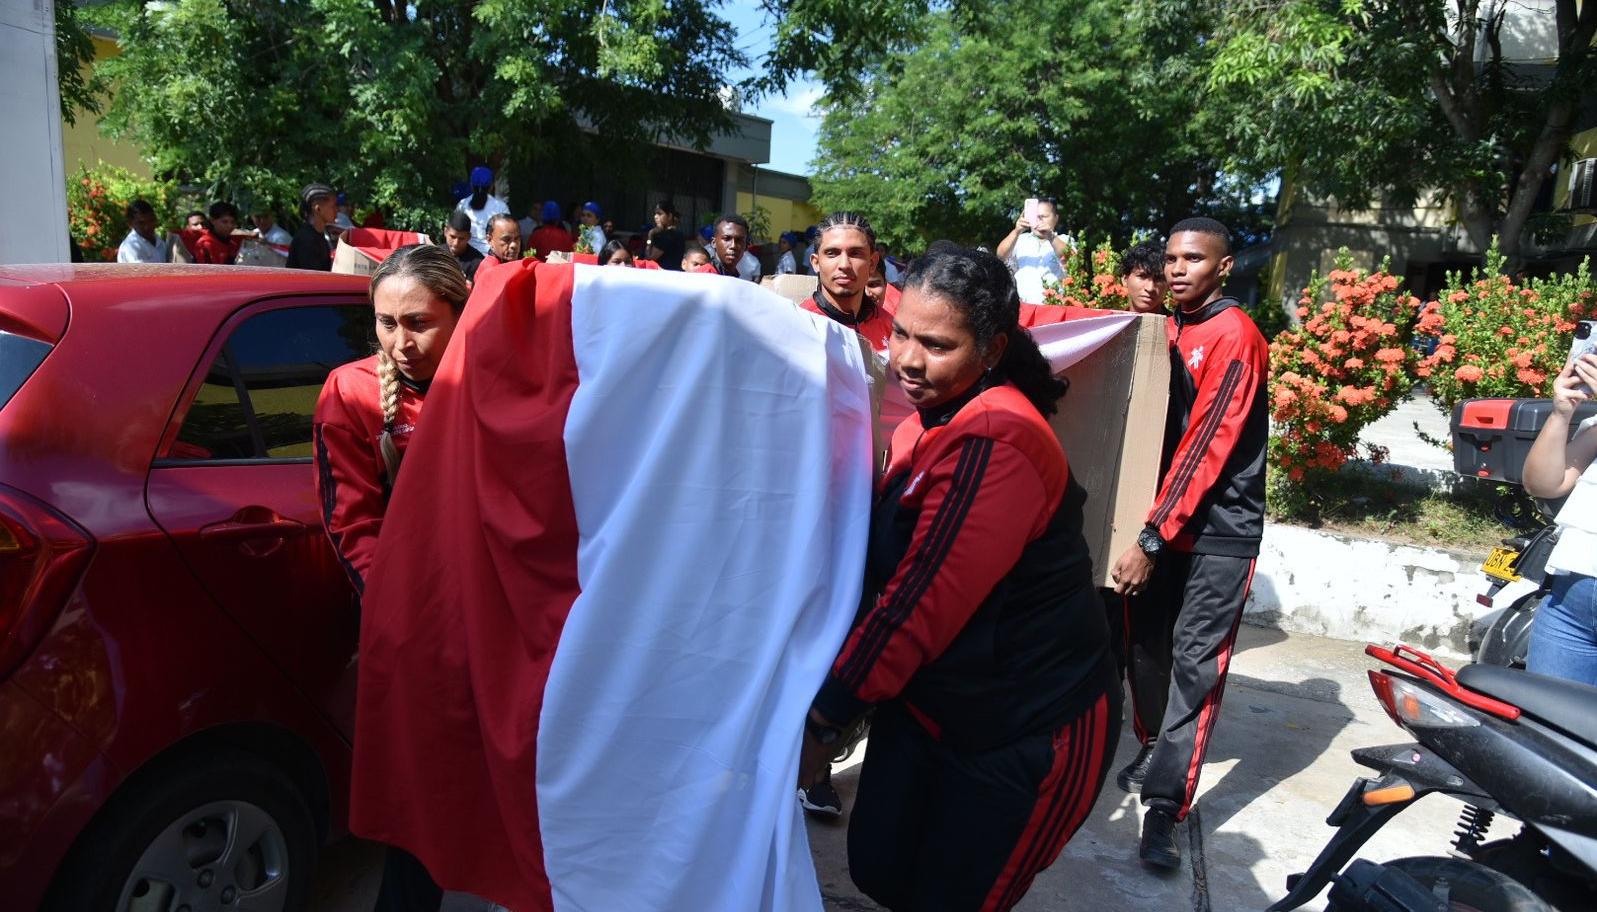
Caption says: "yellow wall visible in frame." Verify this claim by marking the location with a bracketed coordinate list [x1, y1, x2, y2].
[737, 192, 823, 239]
[61, 36, 150, 178]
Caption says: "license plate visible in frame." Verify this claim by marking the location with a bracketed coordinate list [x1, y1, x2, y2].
[1483, 546, 1520, 582]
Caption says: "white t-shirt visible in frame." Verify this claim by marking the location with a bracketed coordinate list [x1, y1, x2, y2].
[259, 224, 293, 256]
[585, 225, 608, 255]
[1547, 414, 1597, 579]
[456, 194, 511, 256]
[117, 229, 169, 264]
[884, 258, 902, 285]
[738, 249, 761, 282]
[777, 251, 797, 275]
[1006, 232, 1067, 304]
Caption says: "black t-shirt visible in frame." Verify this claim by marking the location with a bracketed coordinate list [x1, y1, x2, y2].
[286, 222, 333, 271]
[455, 245, 484, 281]
[651, 227, 686, 271]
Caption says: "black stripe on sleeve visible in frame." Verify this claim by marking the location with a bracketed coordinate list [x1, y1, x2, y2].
[315, 423, 365, 596]
[1150, 360, 1243, 530]
[836, 437, 993, 693]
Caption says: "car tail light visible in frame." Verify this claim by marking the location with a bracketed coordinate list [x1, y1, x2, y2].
[0, 484, 94, 678]
[1367, 670, 1479, 731]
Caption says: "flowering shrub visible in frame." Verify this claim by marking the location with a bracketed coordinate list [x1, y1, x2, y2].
[1416, 240, 1593, 411]
[1268, 250, 1421, 482]
[66, 165, 177, 262]
[1040, 235, 1129, 310]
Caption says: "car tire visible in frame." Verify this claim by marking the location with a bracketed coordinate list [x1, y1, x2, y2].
[1329, 856, 1553, 912]
[42, 745, 317, 912]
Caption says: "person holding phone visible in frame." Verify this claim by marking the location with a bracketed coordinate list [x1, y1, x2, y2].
[1522, 330, 1597, 684]
[995, 197, 1072, 305]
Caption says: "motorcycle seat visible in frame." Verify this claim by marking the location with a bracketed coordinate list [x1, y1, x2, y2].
[1457, 663, 1597, 747]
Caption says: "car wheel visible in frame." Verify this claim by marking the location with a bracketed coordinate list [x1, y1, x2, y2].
[43, 746, 316, 912]
[1329, 856, 1553, 912]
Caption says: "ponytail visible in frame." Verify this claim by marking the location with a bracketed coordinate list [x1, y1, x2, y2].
[376, 348, 403, 486]
[902, 245, 1069, 417]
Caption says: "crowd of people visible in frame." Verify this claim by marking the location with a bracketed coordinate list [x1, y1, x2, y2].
[276, 173, 1279, 911]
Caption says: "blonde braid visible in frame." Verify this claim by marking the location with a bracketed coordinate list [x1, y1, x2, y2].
[376, 348, 403, 486]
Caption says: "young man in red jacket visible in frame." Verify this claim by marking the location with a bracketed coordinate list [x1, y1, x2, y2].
[799, 211, 895, 354]
[1109, 217, 1268, 870]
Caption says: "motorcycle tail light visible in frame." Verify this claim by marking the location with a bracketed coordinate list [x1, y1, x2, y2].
[1368, 670, 1400, 727]
[1388, 675, 1480, 729]
[0, 485, 94, 679]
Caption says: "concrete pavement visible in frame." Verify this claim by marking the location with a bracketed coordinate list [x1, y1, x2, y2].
[311, 626, 1506, 912]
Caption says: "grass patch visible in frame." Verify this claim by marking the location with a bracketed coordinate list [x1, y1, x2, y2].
[1268, 467, 1524, 557]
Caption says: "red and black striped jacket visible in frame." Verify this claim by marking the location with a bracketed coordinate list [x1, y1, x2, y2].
[813, 381, 1112, 750]
[799, 289, 895, 353]
[1151, 296, 1269, 556]
[312, 355, 427, 595]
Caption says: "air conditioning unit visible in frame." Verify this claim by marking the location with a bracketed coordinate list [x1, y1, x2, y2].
[1566, 158, 1596, 211]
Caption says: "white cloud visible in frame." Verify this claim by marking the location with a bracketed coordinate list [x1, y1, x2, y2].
[762, 82, 825, 121]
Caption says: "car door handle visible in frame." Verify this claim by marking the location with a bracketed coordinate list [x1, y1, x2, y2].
[198, 517, 307, 542]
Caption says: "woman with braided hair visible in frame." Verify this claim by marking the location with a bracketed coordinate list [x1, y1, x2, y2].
[312, 244, 468, 908]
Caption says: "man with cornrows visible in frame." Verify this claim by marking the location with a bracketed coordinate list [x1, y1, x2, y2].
[312, 244, 469, 911]
[800, 211, 895, 354]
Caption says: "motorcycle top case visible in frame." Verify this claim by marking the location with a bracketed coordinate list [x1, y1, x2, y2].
[1452, 398, 1597, 484]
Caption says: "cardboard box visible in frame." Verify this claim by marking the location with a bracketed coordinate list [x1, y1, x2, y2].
[331, 228, 432, 275]
[760, 273, 818, 305]
[1049, 314, 1170, 587]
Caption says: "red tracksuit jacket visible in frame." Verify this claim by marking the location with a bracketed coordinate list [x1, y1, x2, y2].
[1150, 296, 1269, 556]
[814, 382, 1110, 748]
[799, 289, 896, 353]
[312, 354, 427, 594]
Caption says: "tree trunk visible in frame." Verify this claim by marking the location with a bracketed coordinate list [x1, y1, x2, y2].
[1499, 98, 1577, 263]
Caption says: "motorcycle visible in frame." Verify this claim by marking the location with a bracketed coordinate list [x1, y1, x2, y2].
[1269, 644, 1597, 912]
[1468, 519, 1559, 668]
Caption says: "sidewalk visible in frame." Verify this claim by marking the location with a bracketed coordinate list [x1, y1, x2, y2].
[312, 628, 1505, 912]
[808, 626, 1511, 912]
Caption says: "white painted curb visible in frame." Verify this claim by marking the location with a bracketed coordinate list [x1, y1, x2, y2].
[1246, 523, 1490, 658]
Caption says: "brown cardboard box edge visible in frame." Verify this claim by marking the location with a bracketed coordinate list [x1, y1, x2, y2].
[1050, 314, 1170, 588]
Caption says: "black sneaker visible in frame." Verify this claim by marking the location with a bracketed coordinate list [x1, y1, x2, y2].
[1139, 808, 1181, 870]
[799, 776, 843, 819]
[1115, 744, 1156, 794]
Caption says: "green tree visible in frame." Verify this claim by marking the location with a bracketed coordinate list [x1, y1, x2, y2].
[1197, 0, 1597, 262]
[803, 1, 1267, 250]
[87, 0, 745, 229]
[56, 1, 104, 126]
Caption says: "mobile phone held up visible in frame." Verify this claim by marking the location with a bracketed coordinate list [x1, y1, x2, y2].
[1573, 320, 1596, 395]
[1023, 198, 1040, 230]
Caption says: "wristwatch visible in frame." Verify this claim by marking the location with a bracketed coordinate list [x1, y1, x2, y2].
[1137, 525, 1164, 559]
[805, 712, 844, 747]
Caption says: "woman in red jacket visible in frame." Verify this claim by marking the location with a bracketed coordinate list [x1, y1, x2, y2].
[313, 243, 468, 911]
[799, 246, 1120, 912]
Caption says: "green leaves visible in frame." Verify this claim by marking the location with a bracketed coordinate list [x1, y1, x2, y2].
[84, 0, 742, 230]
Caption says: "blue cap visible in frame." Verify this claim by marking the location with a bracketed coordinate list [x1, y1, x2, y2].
[805, 225, 818, 240]
[582, 201, 602, 218]
[541, 201, 563, 223]
[336, 191, 348, 205]
[700, 225, 714, 241]
[470, 166, 493, 188]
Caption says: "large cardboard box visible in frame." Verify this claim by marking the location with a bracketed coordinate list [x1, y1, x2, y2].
[332, 228, 431, 275]
[760, 273, 818, 305]
[1050, 314, 1170, 587]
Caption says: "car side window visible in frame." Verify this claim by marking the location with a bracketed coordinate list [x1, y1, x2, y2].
[170, 304, 375, 461]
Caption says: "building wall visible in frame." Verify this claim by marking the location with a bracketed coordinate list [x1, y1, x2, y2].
[734, 192, 822, 240]
[60, 35, 149, 178]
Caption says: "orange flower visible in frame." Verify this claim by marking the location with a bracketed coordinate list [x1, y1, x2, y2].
[1455, 365, 1485, 382]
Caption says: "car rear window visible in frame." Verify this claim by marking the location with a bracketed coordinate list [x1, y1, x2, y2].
[0, 330, 51, 412]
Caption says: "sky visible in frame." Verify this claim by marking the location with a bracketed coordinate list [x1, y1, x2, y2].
[724, 4, 823, 177]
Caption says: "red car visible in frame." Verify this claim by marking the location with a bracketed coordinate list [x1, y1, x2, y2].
[0, 264, 375, 910]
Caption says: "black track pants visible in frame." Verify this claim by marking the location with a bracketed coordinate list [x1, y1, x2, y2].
[847, 688, 1120, 912]
[1125, 551, 1255, 821]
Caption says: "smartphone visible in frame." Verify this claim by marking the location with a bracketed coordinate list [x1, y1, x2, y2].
[1023, 198, 1040, 228]
[1573, 320, 1596, 394]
